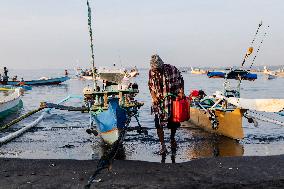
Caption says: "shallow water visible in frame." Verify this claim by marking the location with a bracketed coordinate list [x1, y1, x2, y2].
[0, 69, 284, 163]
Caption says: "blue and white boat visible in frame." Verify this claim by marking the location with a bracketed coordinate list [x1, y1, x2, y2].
[2, 76, 70, 86]
[84, 82, 143, 144]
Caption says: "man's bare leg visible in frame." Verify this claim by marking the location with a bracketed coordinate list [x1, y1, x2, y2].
[157, 128, 167, 154]
[170, 127, 177, 149]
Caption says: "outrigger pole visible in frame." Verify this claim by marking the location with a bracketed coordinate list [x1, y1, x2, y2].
[86, 0, 97, 88]
[241, 21, 263, 67]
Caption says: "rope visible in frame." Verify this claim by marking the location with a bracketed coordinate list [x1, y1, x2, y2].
[0, 112, 46, 144]
[249, 25, 269, 69]
[250, 21, 263, 46]
[0, 95, 74, 144]
[241, 21, 263, 67]
[248, 110, 284, 127]
[0, 106, 45, 131]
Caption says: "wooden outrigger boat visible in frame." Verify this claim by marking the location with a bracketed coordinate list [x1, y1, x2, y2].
[2, 76, 70, 86]
[188, 69, 284, 140]
[0, 88, 23, 120]
[81, 0, 144, 145]
[83, 85, 144, 144]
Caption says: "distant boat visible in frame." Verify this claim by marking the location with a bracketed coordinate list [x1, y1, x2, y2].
[0, 88, 22, 120]
[190, 67, 207, 74]
[76, 66, 139, 83]
[2, 76, 70, 86]
[0, 85, 32, 91]
[75, 68, 94, 80]
[207, 69, 257, 81]
[263, 66, 277, 80]
[276, 68, 284, 77]
[266, 73, 277, 80]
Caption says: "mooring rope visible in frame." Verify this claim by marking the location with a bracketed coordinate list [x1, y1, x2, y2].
[248, 110, 284, 127]
[249, 25, 269, 69]
[241, 21, 263, 67]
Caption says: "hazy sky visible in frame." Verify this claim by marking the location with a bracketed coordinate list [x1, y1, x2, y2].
[0, 0, 283, 69]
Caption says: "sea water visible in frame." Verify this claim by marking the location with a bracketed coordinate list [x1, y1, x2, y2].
[0, 68, 283, 163]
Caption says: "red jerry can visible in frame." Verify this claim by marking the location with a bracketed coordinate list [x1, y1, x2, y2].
[172, 97, 190, 122]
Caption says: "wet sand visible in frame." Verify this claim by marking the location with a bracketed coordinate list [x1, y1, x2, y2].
[0, 155, 283, 189]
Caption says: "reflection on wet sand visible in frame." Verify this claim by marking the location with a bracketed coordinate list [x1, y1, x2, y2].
[186, 136, 244, 159]
[91, 125, 244, 164]
[91, 142, 126, 161]
[184, 125, 244, 159]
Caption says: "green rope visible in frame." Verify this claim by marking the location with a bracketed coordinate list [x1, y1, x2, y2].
[0, 107, 45, 131]
[159, 93, 177, 114]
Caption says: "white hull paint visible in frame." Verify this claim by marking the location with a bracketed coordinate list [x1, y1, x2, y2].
[0, 89, 22, 115]
[100, 128, 119, 144]
[227, 97, 284, 112]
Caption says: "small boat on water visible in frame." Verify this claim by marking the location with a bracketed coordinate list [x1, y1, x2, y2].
[2, 76, 70, 86]
[76, 66, 139, 83]
[190, 67, 207, 74]
[207, 69, 257, 81]
[275, 68, 284, 77]
[0, 88, 23, 120]
[0, 85, 32, 91]
[187, 69, 284, 140]
[263, 66, 277, 80]
[266, 73, 277, 80]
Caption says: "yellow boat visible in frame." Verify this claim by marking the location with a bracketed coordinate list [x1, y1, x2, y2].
[186, 68, 284, 140]
[188, 107, 245, 139]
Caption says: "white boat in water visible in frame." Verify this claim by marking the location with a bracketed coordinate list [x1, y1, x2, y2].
[0, 88, 22, 120]
[276, 68, 284, 77]
[263, 66, 277, 80]
[190, 67, 207, 74]
[75, 66, 139, 83]
[97, 67, 139, 84]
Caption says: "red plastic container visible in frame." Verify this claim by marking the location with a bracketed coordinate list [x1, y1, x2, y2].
[172, 97, 190, 122]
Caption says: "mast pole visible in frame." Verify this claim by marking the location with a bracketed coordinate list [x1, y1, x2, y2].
[86, 0, 97, 88]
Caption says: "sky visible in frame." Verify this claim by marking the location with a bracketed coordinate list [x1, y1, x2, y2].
[0, 0, 284, 69]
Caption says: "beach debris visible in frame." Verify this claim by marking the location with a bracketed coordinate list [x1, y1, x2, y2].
[49, 163, 56, 167]
[93, 179, 102, 183]
[60, 144, 75, 148]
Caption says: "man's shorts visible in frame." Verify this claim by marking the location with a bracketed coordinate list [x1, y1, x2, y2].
[154, 114, 180, 129]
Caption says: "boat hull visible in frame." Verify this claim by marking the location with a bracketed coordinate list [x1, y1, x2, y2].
[91, 98, 127, 144]
[4, 76, 70, 86]
[0, 89, 23, 120]
[188, 107, 245, 139]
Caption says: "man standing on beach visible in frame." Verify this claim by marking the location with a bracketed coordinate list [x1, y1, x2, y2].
[148, 54, 184, 154]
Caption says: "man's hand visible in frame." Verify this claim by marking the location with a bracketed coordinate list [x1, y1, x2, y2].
[178, 88, 185, 99]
